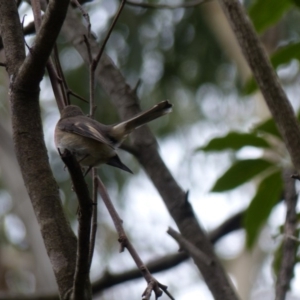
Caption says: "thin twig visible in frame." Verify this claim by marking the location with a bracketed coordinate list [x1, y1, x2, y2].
[0, 208, 246, 299]
[275, 170, 298, 300]
[89, 168, 98, 268]
[126, 0, 210, 9]
[53, 44, 69, 105]
[47, 60, 67, 111]
[167, 227, 213, 266]
[53, 44, 88, 105]
[96, 176, 174, 299]
[31, 0, 66, 111]
[78, 0, 126, 114]
[71, 0, 91, 37]
[83, 35, 93, 64]
[93, 0, 126, 69]
[68, 90, 89, 103]
[284, 234, 300, 243]
[0, 21, 35, 52]
[88, 45, 96, 117]
[82, 35, 96, 115]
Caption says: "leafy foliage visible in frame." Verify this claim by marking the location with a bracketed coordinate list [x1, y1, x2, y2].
[198, 132, 270, 152]
[244, 171, 283, 248]
[211, 159, 275, 192]
[199, 117, 286, 248]
[248, 0, 292, 33]
[252, 117, 281, 138]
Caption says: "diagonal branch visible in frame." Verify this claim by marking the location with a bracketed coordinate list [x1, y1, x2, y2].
[96, 176, 174, 299]
[15, 0, 70, 91]
[168, 227, 213, 266]
[218, 0, 300, 173]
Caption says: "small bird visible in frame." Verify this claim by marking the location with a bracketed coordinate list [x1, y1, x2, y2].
[55, 101, 172, 174]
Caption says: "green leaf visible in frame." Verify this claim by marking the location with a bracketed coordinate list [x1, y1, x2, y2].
[211, 159, 274, 192]
[271, 42, 300, 68]
[252, 118, 281, 138]
[249, 0, 292, 33]
[244, 171, 283, 248]
[198, 132, 270, 152]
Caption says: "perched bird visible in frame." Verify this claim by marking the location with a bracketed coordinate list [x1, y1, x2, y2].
[55, 101, 172, 174]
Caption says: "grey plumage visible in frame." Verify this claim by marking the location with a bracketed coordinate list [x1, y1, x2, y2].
[55, 101, 173, 174]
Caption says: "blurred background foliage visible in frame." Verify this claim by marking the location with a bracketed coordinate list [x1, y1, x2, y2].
[2, 0, 300, 299]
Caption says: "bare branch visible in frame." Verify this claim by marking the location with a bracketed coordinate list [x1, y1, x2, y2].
[0, 208, 245, 299]
[0, 0, 78, 298]
[71, 0, 92, 37]
[93, 0, 126, 69]
[31, 0, 43, 29]
[168, 227, 213, 266]
[31, 0, 66, 111]
[89, 169, 98, 268]
[59, 149, 93, 299]
[15, 0, 70, 91]
[47, 59, 67, 111]
[126, 0, 210, 9]
[0, 21, 34, 52]
[0, 295, 59, 300]
[53, 44, 69, 106]
[275, 170, 298, 300]
[96, 176, 174, 299]
[0, 0, 25, 75]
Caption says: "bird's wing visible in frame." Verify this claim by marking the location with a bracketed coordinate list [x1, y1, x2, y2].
[58, 117, 115, 147]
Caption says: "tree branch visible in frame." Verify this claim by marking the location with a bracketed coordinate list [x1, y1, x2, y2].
[275, 170, 298, 300]
[0, 208, 244, 299]
[15, 0, 70, 91]
[89, 170, 98, 268]
[218, 0, 300, 173]
[0, 0, 77, 298]
[0, 0, 25, 74]
[168, 227, 213, 265]
[59, 150, 93, 300]
[96, 176, 174, 299]
[126, 0, 210, 9]
[30, 0, 66, 112]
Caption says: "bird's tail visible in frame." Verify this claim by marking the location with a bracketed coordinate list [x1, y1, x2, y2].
[111, 100, 172, 140]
